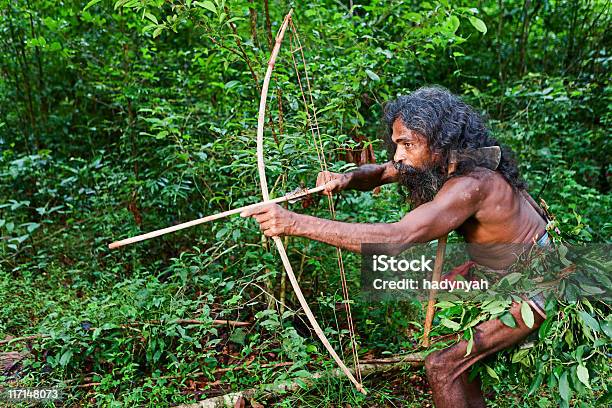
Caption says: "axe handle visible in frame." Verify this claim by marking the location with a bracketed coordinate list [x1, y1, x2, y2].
[422, 235, 447, 347]
[422, 161, 456, 347]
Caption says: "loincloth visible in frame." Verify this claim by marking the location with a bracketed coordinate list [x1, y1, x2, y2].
[441, 231, 552, 319]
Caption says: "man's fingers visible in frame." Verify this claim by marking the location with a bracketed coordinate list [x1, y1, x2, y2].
[240, 207, 256, 217]
[253, 212, 273, 223]
[263, 228, 280, 237]
[240, 204, 274, 218]
[324, 179, 340, 195]
[259, 219, 273, 231]
[240, 202, 290, 238]
[258, 220, 282, 237]
[316, 171, 345, 196]
[316, 171, 332, 187]
[318, 178, 340, 196]
[318, 170, 341, 186]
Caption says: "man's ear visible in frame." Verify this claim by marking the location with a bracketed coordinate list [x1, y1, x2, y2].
[430, 149, 444, 163]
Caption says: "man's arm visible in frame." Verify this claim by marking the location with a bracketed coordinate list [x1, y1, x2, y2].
[318, 161, 399, 195]
[243, 176, 485, 253]
[346, 161, 399, 190]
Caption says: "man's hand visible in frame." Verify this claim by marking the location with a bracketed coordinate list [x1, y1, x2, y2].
[240, 204, 297, 238]
[317, 171, 351, 196]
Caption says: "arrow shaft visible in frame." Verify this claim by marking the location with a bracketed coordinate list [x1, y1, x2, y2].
[108, 184, 326, 249]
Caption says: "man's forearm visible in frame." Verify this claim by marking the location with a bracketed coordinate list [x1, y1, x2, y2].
[345, 161, 398, 191]
[289, 212, 407, 253]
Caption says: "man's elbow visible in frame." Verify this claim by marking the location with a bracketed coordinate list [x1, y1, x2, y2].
[380, 223, 430, 256]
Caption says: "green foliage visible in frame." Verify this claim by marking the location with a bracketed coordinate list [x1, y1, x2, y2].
[0, 0, 609, 406]
[428, 239, 611, 407]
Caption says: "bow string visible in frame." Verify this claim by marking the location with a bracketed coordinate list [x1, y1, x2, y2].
[255, 9, 365, 394]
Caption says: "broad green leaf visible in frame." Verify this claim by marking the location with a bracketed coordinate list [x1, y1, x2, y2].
[465, 336, 474, 356]
[198, 1, 217, 14]
[144, 12, 158, 24]
[558, 244, 572, 266]
[293, 370, 311, 378]
[500, 312, 516, 328]
[405, 12, 421, 23]
[229, 328, 246, 345]
[482, 300, 508, 315]
[485, 364, 499, 381]
[528, 373, 543, 395]
[469, 16, 487, 34]
[512, 349, 530, 364]
[215, 227, 228, 240]
[441, 318, 461, 330]
[59, 350, 73, 367]
[448, 15, 460, 33]
[601, 319, 612, 338]
[521, 301, 535, 328]
[153, 26, 164, 38]
[500, 272, 522, 285]
[225, 17, 243, 26]
[224, 80, 240, 89]
[435, 300, 456, 309]
[464, 328, 474, 356]
[365, 69, 380, 82]
[576, 364, 590, 389]
[14, 235, 29, 244]
[24, 222, 40, 233]
[578, 311, 600, 332]
[559, 370, 571, 401]
[83, 0, 102, 11]
[579, 283, 605, 295]
[538, 318, 553, 339]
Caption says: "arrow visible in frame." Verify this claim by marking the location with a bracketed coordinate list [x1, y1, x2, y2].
[108, 184, 326, 249]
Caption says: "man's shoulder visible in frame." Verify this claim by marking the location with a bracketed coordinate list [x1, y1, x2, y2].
[442, 167, 497, 190]
[447, 167, 508, 190]
[436, 168, 514, 211]
[435, 169, 490, 206]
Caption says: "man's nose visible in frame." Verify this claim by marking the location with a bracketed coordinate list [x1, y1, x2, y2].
[394, 151, 406, 164]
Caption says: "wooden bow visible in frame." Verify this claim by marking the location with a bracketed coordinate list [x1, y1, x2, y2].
[255, 9, 366, 395]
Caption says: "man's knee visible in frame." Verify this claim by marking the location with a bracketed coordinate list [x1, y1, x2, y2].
[425, 340, 482, 383]
[425, 350, 447, 380]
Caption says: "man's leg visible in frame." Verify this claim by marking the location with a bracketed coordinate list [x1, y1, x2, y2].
[460, 371, 486, 408]
[424, 301, 545, 408]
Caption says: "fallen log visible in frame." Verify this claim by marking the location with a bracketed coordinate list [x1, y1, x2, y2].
[173, 353, 425, 408]
[0, 351, 29, 373]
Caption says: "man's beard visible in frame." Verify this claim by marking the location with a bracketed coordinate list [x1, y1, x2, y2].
[393, 161, 446, 207]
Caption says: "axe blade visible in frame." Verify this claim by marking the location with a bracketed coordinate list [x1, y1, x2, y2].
[449, 146, 501, 170]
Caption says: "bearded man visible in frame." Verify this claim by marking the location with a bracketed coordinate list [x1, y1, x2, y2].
[241, 86, 550, 407]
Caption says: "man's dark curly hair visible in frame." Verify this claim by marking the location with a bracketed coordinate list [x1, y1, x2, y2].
[383, 86, 526, 190]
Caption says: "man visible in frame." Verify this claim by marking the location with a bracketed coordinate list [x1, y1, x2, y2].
[241, 86, 548, 407]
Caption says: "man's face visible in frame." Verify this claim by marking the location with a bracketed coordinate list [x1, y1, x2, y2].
[391, 118, 445, 206]
[391, 118, 435, 167]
